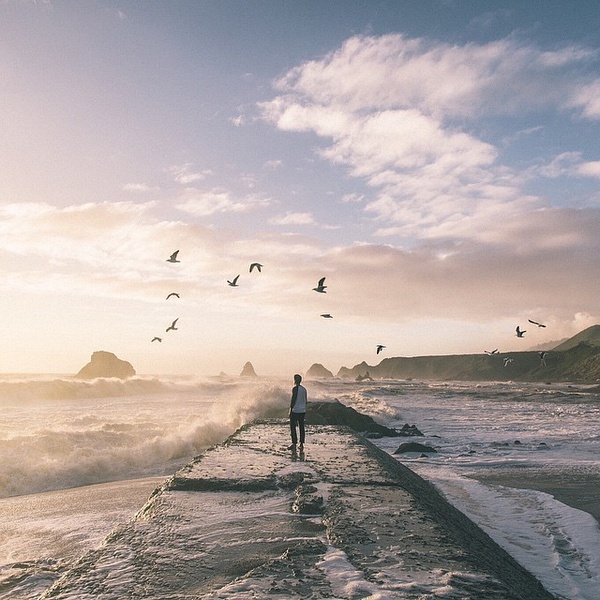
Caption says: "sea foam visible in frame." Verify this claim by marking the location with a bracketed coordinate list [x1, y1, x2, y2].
[0, 375, 290, 499]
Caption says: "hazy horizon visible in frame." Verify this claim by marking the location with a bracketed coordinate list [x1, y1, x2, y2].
[2, 1, 600, 376]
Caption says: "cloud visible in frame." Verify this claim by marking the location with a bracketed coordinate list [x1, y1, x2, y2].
[123, 183, 158, 192]
[175, 188, 270, 217]
[340, 193, 364, 204]
[269, 212, 315, 226]
[314, 207, 600, 324]
[267, 34, 596, 120]
[168, 163, 212, 185]
[577, 160, 600, 178]
[260, 34, 600, 242]
[568, 80, 600, 119]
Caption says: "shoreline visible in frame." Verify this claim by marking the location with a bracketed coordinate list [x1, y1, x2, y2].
[472, 469, 600, 525]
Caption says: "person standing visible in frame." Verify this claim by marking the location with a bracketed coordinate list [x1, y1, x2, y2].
[289, 373, 307, 449]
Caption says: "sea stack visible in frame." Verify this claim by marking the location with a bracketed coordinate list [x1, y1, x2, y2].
[76, 351, 136, 379]
[240, 361, 258, 377]
[306, 363, 334, 378]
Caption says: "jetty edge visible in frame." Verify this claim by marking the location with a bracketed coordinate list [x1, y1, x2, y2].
[41, 419, 556, 598]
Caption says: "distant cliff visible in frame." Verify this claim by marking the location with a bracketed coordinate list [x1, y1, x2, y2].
[338, 326, 600, 383]
[76, 351, 135, 379]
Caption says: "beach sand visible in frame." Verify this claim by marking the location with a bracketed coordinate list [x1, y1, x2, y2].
[473, 469, 600, 525]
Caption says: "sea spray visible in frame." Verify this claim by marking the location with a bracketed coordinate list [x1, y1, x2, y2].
[0, 375, 291, 499]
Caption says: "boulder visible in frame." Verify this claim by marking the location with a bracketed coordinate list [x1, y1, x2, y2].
[399, 424, 424, 437]
[240, 361, 258, 377]
[394, 442, 437, 454]
[306, 363, 334, 378]
[76, 351, 135, 379]
[307, 399, 400, 437]
[356, 371, 374, 381]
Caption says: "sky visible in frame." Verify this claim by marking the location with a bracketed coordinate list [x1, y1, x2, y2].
[1, 0, 600, 377]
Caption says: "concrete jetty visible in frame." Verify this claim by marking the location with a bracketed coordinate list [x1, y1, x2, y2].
[41, 420, 556, 599]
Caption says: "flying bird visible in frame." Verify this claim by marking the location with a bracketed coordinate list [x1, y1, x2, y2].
[484, 349, 499, 355]
[539, 351, 548, 366]
[166, 292, 180, 300]
[228, 275, 240, 287]
[151, 337, 162, 343]
[528, 319, 546, 328]
[166, 318, 179, 332]
[320, 313, 333, 319]
[516, 326, 526, 338]
[313, 277, 327, 293]
[249, 263, 263, 273]
[376, 344, 386, 354]
[166, 250, 180, 263]
[504, 357, 513, 367]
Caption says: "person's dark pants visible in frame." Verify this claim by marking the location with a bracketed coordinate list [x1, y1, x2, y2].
[290, 412, 305, 445]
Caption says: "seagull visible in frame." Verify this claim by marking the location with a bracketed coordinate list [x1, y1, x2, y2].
[504, 357, 513, 367]
[320, 313, 333, 319]
[228, 275, 240, 287]
[166, 318, 179, 332]
[516, 326, 526, 338]
[313, 277, 327, 293]
[376, 344, 386, 354]
[166, 250, 180, 263]
[539, 351, 548, 366]
[528, 319, 546, 328]
[484, 349, 499, 355]
[151, 337, 162, 343]
[249, 263, 263, 273]
[166, 292, 180, 300]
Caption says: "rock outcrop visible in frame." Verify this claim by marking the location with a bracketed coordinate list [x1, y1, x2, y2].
[306, 363, 334, 378]
[337, 327, 600, 383]
[307, 399, 400, 437]
[394, 442, 438, 454]
[75, 351, 135, 379]
[240, 361, 258, 377]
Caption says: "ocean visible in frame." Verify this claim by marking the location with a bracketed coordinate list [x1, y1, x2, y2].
[1, 375, 599, 599]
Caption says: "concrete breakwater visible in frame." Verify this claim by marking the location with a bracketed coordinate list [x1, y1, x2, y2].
[41, 420, 556, 599]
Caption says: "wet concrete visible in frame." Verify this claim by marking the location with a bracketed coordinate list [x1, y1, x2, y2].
[41, 421, 557, 599]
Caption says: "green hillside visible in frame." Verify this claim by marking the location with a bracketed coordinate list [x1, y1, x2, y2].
[552, 324, 600, 351]
[337, 326, 600, 383]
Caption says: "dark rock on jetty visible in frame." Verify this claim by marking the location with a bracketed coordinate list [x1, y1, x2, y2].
[41, 420, 555, 599]
[75, 351, 135, 379]
[306, 363, 334, 378]
[308, 399, 401, 437]
[240, 361, 258, 377]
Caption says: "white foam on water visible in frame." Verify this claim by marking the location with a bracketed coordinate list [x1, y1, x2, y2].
[0, 477, 162, 599]
[409, 465, 600, 600]
[0, 376, 290, 499]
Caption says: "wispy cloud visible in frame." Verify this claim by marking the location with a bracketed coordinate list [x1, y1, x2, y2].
[577, 160, 600, 178]
[168, 163, 212, 185]
[123, 183, 158, 193]
[260, 34, 600, 242]
[269, 211, 315, 226]
[175, 188, 270, 217]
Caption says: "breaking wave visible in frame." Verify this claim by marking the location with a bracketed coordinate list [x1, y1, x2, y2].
[0, 375, 290, 499]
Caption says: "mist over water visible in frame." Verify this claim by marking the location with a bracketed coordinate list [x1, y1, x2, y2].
[0, 375, 290, 499]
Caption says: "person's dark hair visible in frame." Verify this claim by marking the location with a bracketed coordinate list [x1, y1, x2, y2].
[294, 373, 302, 384]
